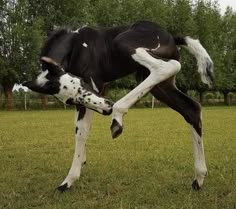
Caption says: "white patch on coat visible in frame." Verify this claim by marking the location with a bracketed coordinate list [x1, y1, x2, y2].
[36, 70, 49, 86]
[56, 74, 82, 103]
[82, 42, 88, 48]
[132, 48, 181, 75]
[150, 36, 161, 51]
[72, 28, 80, 33]
[54, 73, 112, 114]
[90, 77, 99, 93]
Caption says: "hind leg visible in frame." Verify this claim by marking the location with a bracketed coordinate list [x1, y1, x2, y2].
[111, 48, 181, 138]
[151, 80, 208, 190]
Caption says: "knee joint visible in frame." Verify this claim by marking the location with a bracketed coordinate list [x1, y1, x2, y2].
[113, 102, 128, 115]
[168, 60, 181, 73]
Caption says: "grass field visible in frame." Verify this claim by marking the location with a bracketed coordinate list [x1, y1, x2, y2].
[0, 107, 236, 209]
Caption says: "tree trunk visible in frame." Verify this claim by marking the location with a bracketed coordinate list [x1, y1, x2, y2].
[41, 95, 48, 109]
[2, 81, 15, 110]
[199, 91, 204, 104]
[223, 92, 230, 106]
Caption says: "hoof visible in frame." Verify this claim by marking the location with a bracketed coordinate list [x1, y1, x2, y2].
[57, 183, 69, 193]
[110, 119, 123, 139]
[192, 180, 201, 191]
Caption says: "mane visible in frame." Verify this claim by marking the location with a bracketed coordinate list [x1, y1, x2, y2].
[40, 29, 69, 57]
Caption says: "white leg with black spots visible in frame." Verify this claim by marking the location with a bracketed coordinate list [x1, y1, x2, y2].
[58, 108, 92, 191]
[111, 48, 181, 138]
[54, 74, 112, 115]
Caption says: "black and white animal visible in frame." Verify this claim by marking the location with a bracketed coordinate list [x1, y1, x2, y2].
[23, 21, 213, 192]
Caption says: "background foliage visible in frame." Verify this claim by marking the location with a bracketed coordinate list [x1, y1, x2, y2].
[0, 0, 236, 109]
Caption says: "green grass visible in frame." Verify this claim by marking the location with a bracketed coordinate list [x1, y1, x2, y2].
[0, 107, 236, 209]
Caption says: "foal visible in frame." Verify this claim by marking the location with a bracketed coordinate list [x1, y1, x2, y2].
[23, 21, 213, 192]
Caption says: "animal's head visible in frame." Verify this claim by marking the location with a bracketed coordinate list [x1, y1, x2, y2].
[23, 57, 65, 95]
[23, 56, 113, 114]
[23, 57, 85, 104]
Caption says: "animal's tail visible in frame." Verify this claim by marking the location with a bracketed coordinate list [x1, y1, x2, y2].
[174, 36, 214, 87]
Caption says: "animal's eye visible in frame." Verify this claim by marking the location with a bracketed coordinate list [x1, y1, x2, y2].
[41, 63, 47, 71]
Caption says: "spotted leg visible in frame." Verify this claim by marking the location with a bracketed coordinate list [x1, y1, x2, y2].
[151, 80, 208, 190]
[54, 74, 113, 115]
[57, 106, 92, 192]
[111, 48, 181, 138]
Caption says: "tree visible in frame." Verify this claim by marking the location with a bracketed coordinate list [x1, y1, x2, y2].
[27, 0, 94, 32]
[91, 0, 122, 26]
[214, 7, 236, 105]
[190, 0, 222, 103]
[169, 0, 198, 94]
[0, 0, 43, 109]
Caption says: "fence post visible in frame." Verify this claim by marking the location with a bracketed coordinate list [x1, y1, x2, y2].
[152, 96, 155, 109]
[24, 92, 27, 110]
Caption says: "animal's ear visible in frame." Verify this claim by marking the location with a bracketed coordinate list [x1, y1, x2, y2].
[41, 56, 64, 76]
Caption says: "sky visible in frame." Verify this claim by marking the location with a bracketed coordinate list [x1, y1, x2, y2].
[218, 0, 236, 14]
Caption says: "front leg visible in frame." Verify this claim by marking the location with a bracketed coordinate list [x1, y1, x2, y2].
[54, 74, 113, 115]
[23, 57, 113, 116]
[57, 106, 92, 192]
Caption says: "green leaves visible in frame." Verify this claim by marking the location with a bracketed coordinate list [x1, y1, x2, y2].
[0, 0, 44, 84]
[1, 0, 236, 95]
